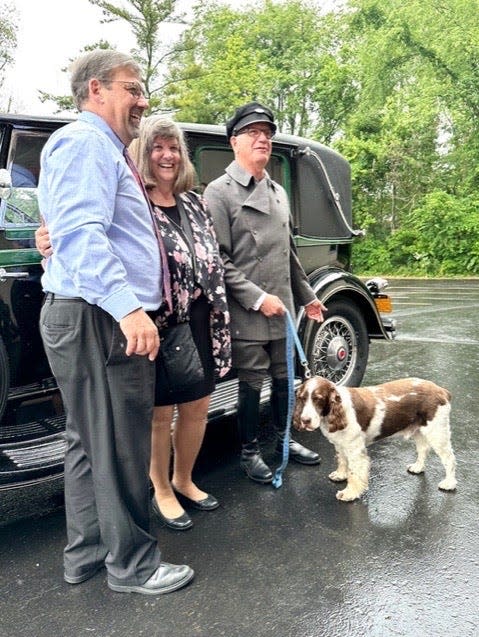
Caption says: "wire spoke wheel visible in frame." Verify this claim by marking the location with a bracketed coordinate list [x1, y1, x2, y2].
[306, 300, 369, 386]
[312, 316, 356, 383]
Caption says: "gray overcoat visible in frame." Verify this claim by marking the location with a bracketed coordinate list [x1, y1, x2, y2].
[204, 160, 316, 342]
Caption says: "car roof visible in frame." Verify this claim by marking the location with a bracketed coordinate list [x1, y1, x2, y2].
[0, 112, 345, 164]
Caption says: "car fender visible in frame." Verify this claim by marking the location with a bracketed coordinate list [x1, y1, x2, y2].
[297, 266, 390, 341]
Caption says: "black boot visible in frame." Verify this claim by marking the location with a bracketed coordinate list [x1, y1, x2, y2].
[240, 441, 273, 484]
[271, 377, 321, 466]
[238, 381, 273, 484]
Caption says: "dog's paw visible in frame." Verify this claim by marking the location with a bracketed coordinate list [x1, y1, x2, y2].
[407, 462, 425, 475]
[438, 478, 457, 491]
[329, 470, 347, 482]
[336, 488, 360, 502]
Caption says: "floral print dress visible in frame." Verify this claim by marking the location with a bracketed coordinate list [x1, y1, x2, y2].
[151, 190, 231, 380]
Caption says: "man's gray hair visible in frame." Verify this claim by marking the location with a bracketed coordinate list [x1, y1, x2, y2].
[70, 49, 142, 111]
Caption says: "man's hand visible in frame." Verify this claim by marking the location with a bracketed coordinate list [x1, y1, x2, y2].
[119, 309, 160, 361]
[304, 299, 327, 323]
[35, 221, 53, 257]
[259, 294, 286, 317]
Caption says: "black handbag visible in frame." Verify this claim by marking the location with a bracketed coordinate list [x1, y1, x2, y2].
[158, 322, 204, 392]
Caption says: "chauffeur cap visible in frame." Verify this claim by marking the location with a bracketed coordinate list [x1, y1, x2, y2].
[226, 101, 277, 141]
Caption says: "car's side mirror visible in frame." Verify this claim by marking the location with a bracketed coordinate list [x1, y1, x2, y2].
[0, 168, 12, 199]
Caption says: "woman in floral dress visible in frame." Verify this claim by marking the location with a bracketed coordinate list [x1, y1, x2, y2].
[131, 116, 231, 531]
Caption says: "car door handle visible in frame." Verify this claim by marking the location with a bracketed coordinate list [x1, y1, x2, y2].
[0, 268, 30, 282]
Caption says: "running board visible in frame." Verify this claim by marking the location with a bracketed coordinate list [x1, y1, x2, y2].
[0, 377, 304, 489]
[0, 378, 274, 489]
[0, 414, 66, 489]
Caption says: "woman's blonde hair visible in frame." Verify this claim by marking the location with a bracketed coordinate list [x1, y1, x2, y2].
[129, 116, 197, 194]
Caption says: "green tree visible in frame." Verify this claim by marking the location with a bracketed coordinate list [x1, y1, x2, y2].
[340, 0, 479, 273]
[164, 0, 356, 139]
[389, 192, 479, 275]
[40, 0, 186, 113]
[0, 3, 18, 108]
[90, 0, 186, 107]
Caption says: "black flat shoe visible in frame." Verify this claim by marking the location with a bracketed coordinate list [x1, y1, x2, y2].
[174, 490, 220, 511]
[151, 496, 193, 531]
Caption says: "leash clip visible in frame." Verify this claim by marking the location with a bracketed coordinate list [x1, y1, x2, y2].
[301, 361, 312, 379]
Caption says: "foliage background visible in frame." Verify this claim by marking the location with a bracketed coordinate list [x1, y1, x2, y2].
[2, 0, 479, 276]
[0, 1, 17, 109]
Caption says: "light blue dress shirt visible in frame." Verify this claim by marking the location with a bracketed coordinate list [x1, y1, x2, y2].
[38, 111, 162, 321]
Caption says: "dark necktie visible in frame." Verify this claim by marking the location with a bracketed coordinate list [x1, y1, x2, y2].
[123, 147, 172, 312]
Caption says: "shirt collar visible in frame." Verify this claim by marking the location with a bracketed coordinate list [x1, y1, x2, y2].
[226, 160, 275, 190]
[78, 111, 125, 153]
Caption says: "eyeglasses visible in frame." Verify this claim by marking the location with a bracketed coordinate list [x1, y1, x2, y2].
[108, 80, 146, 100]
[235, 126, 274, 140]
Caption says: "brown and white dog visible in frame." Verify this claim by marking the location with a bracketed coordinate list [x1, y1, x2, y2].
[293, 376, 457, 501]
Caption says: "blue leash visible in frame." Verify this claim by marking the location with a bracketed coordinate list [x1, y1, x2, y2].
[272, 311, 311, 489]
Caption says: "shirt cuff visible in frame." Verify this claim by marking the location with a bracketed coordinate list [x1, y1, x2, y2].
[252, 292, 267, 311]
[100, 288, 142, 322]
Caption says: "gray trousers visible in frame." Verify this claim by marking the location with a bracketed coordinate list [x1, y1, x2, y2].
[232, 338, 288, 390]
[40, 297, 160, 586]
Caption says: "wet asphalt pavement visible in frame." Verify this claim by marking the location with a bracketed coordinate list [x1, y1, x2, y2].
[1, 279, 478, 637]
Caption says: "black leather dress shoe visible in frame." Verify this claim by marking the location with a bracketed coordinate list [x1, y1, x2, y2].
[240, 446, 273, 484]
[151, 496, 193, 531]
[108, 562, 194, 595]
[175, 490, 220, 511]
[276, 439, 320, 465]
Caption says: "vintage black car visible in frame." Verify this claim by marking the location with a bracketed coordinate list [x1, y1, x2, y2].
[0, 113, 395, 490]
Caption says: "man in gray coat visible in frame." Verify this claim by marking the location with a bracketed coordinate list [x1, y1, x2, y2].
[204, 102, 326, 484]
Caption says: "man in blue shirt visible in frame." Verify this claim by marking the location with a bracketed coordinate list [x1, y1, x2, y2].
[38, 49, 193, 595]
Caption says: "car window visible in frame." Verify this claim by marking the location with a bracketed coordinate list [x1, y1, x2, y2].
[8, 131, 45, 188]
[1, 189, 40, 225]
[1, 130, 50, 227]
[194, 147, 288, 193]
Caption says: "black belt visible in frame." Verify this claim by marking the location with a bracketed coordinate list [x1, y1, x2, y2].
[44, 292, 84, 302]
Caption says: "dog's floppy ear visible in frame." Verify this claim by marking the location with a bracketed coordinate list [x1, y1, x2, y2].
[327, 387, 347, 433]
[293, 385, 305, 430]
